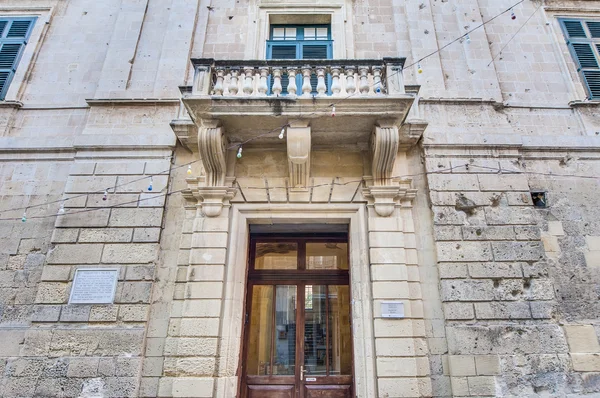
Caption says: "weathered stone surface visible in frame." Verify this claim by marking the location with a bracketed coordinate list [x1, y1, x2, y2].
[102, 243, 158, 263]
[47, 244, 103, 264]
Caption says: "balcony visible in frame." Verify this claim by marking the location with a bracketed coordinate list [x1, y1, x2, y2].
[172, 58, 425, 149]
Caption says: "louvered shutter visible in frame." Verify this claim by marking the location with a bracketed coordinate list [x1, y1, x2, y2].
[301, 44, 330, 95]
[270, 45, 298, 60]
[560, 19, 600, 99]
[0, 18, 35, 99]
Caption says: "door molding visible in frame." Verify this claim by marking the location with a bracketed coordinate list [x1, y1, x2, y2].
[215, 203, 377, 398]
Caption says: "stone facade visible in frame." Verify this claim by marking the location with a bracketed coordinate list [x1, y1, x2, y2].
[0, 0, 598, 397]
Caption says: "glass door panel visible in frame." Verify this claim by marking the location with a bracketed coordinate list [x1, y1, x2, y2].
[328, 285, 352, 375]
[246, 285, 274, 375]
[303, 285, 327, 376]
[274, 285, 297, 375]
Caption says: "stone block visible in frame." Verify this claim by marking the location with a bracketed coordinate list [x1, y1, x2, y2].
[484, 207, 535, 225]
[117, 282, 152, 303]
[448, 355, 476, 376]
[468, 262, 523, 278]
[95, 162, 145, 175]
[377, 377, 420, 398]
[139, 192, 167, 207]
[462, 226, 515, 241]
[187, 265, 225, 281]
[547, 221, 565, 236]
[189, 248, 227, 265]
[585, 251, 600, 268]
[51, 228, 79, 243]
[564, 325, 600, 353]
[450, 376, 469, 396]
[69, 162, 96, 175]
[367, 216, 403, 232]
[105, 377, 138, 397]
[376, 357, 418, 377]
[0, 329, 25, 356]
[514, 226, 541, 241]
[491, 241, 545, 262]
[164, 337, 219, 357]
[144, 160, 171, 175]
[373, 319, 425, 338]
[475, 355, 500, 375]
[67, 357, 100, 377]
[437, 242, 492, 262]
[116, 175, 168, 193]
[102, 243, 158, 263]
[133, 228, 161, 242]
[190, 232, 228, 248]
[170, 377, 215, 397]
[186, 282, 223, 299]
[438, 263, 468, 279]
[440, 280, 494, 302]
[179, 318, 221, 337]
[31, 305, 61, 322]
[444, 302, 475, 320]
[21, 329, 52, 356]
[372, 281, 410, 299]
[119, 304, 149, 322]
[98, 358, 116, 376]
[164, 357, 216, 377]
[434, 226, 463, 241]
[60, 304, 91, 322]
[49, 329, 145, 356]
[530, 301, 554, 319]
[145, 338, 165, 357]
[369, 231, 405, 247]
[65, 175, 116, 193]
[47, 244, 103, 264]
[428, 174, 480, 191]
[478, 174, 529, 191]
[125, 265, 155, 281]
[474, 302, 531, 320]
[193, 216, 230, 233]
[79, 228, 133, 243]
[35, 282, 70, 303]
[370, 247, 406, 264]
[41, 265, 71, 281]
[468, 376, 496, 396]
[371, 264, 408, 281]
[142, 357, 164, 377]
[116, 357, 141, 376]
[182, 299, 222, 318]
[87, 193, 139, 208]
[109, 208, 163, 227]
[89, 305, 119, 322]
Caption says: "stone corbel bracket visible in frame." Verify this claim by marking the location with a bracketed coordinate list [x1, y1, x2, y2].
[287, 119, 311, 190]
[363, 120, 418, 216]
[399, 119, 428, 148]
[182, 119, 237, 217]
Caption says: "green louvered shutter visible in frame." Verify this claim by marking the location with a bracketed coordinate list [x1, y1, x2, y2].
[560, 19, 600, 99]
[0, 18, 35, 99]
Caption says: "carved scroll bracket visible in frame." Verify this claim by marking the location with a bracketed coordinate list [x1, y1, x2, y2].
[363, 119, 418, 217]
[183, 119, 237, 217]
[286, 119, 311, 190]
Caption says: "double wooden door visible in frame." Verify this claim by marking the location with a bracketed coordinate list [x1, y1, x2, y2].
[241, 236, 353, 398]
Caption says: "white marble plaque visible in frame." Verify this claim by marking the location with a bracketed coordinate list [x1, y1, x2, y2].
[381, 301, 405, 318]
[69, 268, 119, 304]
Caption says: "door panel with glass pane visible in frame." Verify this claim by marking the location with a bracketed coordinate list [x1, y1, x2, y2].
[243, 237, 352, 398]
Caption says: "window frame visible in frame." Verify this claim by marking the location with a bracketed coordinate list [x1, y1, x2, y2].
[559, 18, 600, 100]
[266, 24, 333, 60]
[0, 16, 36, 100]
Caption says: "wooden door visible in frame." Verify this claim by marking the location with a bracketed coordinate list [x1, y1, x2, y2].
[241, 236, 353, 398]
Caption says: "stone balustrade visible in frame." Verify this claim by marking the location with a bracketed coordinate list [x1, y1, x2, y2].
[190, 58, 406, 98]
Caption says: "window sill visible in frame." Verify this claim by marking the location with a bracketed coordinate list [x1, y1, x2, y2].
[569, 99, 600, 107]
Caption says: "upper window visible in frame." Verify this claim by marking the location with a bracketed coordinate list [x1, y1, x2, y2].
[267, 24, 332, 59]
[0, 17, 35, 100]
[560, 19, 600, 99]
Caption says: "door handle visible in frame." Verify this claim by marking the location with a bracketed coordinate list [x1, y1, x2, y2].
[300, 365, 306, 381]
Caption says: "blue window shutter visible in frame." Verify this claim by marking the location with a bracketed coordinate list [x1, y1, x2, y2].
[560, 18, 600, 100]
[571, 43, 599, 69]
[562, 20, 587, 38]
[0, 17, 35, 99]
[583, 71, 600, 98]
[588, 22, 600, 38]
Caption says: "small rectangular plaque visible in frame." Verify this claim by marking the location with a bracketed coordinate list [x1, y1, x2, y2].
[305, 377, 317, 382]
[69, 268, 119, 304]
[381, 301, 405, 318]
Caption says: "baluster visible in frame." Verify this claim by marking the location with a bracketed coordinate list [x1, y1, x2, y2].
[272, 67, 283, 96]
[258, 67, 269, 96]
[345, 67, 356, 95]
[214, 67, 225, 96]
[243, 67, 255, 95]
[316, 67, 326, 96]
[229, 68, 239, 95]
[287, 68, 297, 96]
[372, 66, 383, 94]
[330, 66, 341, 96]
[358, 66, 369, 95]
[301, 66, 312, 97]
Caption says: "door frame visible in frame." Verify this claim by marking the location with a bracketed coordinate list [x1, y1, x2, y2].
[241, 235, 353, 397]
[214, 204, 377, 398]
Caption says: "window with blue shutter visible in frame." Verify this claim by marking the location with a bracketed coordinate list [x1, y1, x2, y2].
[0, 17, 35, 100]
[266, 24, 333, 95]
[560, 19, 600, 99]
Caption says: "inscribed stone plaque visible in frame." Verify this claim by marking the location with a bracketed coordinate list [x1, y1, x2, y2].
[381, 301, 405, 318]
[69, 268, 119, 304]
